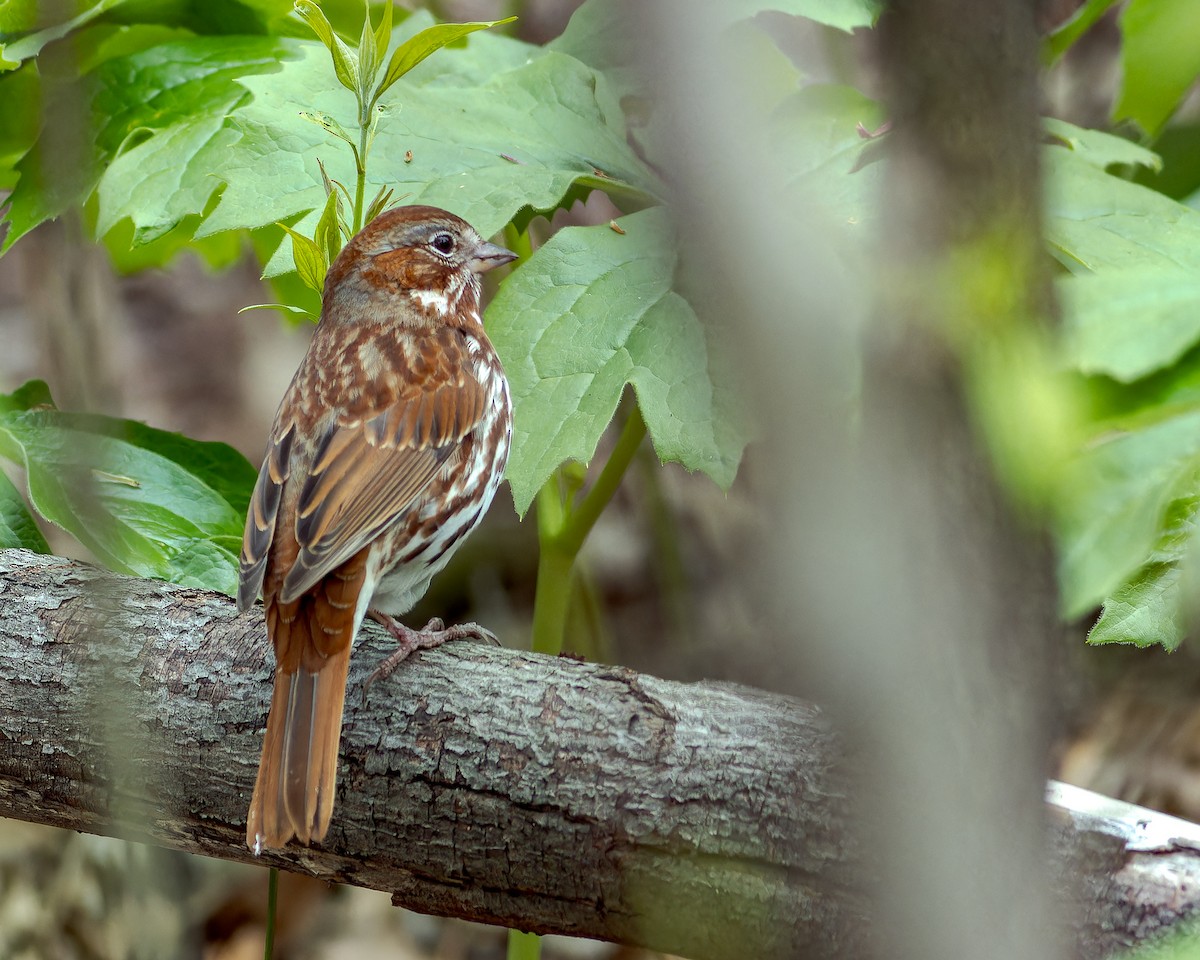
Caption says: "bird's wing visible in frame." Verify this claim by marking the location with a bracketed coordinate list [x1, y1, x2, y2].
[238, 423, 293, 612]
[237, 330, 491, 609]
[280, 368, 488, 603]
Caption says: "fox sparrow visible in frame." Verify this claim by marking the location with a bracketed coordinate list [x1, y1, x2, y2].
[237, 205, 516, 851]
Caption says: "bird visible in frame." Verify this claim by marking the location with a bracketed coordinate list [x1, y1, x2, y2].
[237, 204, 516, 852]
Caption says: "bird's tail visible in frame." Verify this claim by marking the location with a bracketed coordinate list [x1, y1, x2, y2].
[246, 634, 353, 851]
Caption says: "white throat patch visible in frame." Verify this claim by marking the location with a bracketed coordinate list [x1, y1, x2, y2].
[412, 288, 451, 315]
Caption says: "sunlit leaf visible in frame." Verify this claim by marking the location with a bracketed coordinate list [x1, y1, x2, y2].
[1061, 267, 1200, 382]
[1043, 118, 1161, 172]
[489, 208, 743, 516]
[1088, 562, 1183, 650]
[278, 221, 326, 293]
[1058, 412, 1200, 617]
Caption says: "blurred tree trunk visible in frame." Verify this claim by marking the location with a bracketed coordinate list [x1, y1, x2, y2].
[23, 217, 127, 415]
[639, 1, 1068, 957]
[851, 3, 1066, 958]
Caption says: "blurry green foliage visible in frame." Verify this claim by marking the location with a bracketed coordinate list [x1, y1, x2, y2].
[1115, 0, 1200, 137]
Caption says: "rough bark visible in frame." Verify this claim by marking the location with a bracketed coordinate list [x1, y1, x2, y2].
[0, 548, 864, 960]
[1048, 782, 1200, 955]
[5, 548, 1200, 959]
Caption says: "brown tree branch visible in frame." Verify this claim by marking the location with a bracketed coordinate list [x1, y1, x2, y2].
[0, 548, 864, 959]
[4, 548, 1200, 958]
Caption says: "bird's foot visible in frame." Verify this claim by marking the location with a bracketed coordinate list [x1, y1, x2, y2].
[362, 611, 499, 701]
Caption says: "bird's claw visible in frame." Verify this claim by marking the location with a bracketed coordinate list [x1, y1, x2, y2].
[362, 612, 501, 702]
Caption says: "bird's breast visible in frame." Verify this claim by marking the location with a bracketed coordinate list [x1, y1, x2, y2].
[365, 332, 511, 617]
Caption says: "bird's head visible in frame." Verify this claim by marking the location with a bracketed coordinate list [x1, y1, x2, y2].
[323, 204, 517, 326]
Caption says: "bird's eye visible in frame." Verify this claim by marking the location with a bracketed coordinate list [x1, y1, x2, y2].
[431, 233, 455, 255]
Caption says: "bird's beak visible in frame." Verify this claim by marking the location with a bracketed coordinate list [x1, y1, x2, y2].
[468, 240, 518, 274]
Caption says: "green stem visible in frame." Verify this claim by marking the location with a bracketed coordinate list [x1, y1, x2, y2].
[529, 406, 647, 657]
[559, 405, 647, 555]
[517, 409, 647, 957]
[568, 559, 611, 661]
[353, 129, 368, 234]
[535, 469, 566, 536]
[522, 411, 647, 957]
[638, 440, 691, 644]
[503, 221, 533, 261]
[531, 479, 573, 657]
[507, 930, 542, 960]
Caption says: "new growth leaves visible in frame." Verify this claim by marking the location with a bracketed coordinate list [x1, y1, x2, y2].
[279, 2, 513, 288]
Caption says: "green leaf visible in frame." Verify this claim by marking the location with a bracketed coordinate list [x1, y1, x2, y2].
[12, 13, 658, 267]
[1043, 118, 1162, 172]
[1087, 562, 1183, 650]
[363, 183, 393, 224]
[373, 18, 515, 104]
[98, 116, 241, 245]
[1044, 0, 1122, 65]
[5, 35, 296, 253]
[372, 0, 392, 67]
[363, 98, 383, 155]
[1044, 145, 1200, 273]
[278, 221, 326, 293]
[74, 23, 198, 73]
[1061, 267, 1200, 382]
[238, 302, 315, 320]
[1079, 338, 1200, 442]
[0, 469, 51, 553]
[210, 33, 660, 278]
[549, 0, 641, 102]
[1057, 411, 1200, 616]
[102, 211, 246, 273]
[0, 381, 256, 594]
[251, 223, 323, 321]
[0, 0, 295, 68]
[489, 208, 744, 516]
[0, 380, 54, 413]
[0, 0, 131, 68]
[1115, 0, 1200, 136]
[298, 109, 354, 147]
[357, 4, 378, 99]
[770, 84, 885, 233]
[313, 186, 341, 266]
[0, 64, 40, 191]
[0, 0, 37, 34]
[294, 0, 358, 94]
[715, 0, 881, 30]
[1085, 489, 1200, 650]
